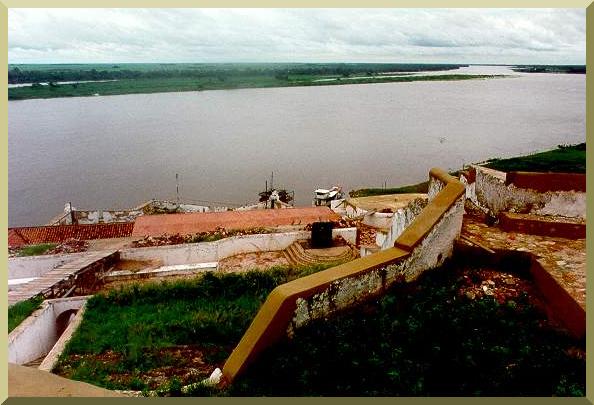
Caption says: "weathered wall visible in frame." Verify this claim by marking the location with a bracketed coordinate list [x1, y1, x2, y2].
[362, 212, 394, 229]
[49, 199, 223, 225]
[221, 168, 466, 383]
[292, 180, 464, 330]
[8, 252, 88, 280]
[39, 301, 88, 372]
[505, 172, 586, 193]
[119, 229, 357, 266]
[379, 197, 427, 250]
[120, 240, 219, 266]
[8, 296, 87, 365]
[473, 166, 586, 219]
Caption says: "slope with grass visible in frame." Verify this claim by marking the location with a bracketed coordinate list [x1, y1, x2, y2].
[8, 296, 44, 333]
[53, 264, 331, 392]
[212, 261, 585, 396]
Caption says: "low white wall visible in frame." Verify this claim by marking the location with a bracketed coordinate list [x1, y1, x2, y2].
[362, 212, 394, 229]
[8, 252, 89, 280]
[380, 197, 427, 250]
[39, 302, 88, 372]
[120, 229, 357, 266]
[473, 166, 586, 219]
[8, 296, 88, 365]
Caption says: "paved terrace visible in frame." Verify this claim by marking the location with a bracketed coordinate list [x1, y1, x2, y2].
[346, 193, 427, 212]
[461, 213, 586, 311]
[132, 206, 340, 237]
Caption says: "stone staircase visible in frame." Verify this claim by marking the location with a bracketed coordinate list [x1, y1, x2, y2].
[283, 240, 357, 267]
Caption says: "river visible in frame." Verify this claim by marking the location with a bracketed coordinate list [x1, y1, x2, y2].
[8, 66, 585, 227]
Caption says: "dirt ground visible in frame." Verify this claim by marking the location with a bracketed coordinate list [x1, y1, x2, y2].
[218, 251, 290, 273]
[55, 344, 231, 392]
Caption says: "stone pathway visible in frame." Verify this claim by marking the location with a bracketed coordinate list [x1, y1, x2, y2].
[461, 214, 586, 310]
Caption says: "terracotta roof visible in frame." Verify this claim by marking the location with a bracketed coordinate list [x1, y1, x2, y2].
[8, 223, 135, 247]
[132, 207, 340, 237]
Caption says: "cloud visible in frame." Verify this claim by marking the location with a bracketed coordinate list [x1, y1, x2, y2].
[8, 8, 586, 64]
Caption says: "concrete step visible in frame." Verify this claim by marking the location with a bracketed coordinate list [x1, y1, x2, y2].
[498, 212, 585, 239]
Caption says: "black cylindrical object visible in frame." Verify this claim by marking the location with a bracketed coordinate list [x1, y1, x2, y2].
[311, 221, 334, 248]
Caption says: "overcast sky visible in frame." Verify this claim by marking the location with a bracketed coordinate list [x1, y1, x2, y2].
[8, 8, 586, 65]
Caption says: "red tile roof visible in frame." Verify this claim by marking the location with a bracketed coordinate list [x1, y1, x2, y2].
[8, 223, 135, 247]
[132, 207, 340, 237]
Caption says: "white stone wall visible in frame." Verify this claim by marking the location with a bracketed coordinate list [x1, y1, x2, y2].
[473, 166, 586, 219]
[8, 296, 87, 365]
[8, 252, 89, 280]
[362, 212, 394, 229]
[119, 228, 357, 266]
[379, 198, 427, 250]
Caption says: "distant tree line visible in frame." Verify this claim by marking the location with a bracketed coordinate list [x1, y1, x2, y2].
[8, 63, 467, 84]
[511, 65, 586, 74]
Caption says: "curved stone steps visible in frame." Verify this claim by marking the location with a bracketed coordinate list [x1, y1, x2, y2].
[283, 241, 357, 267]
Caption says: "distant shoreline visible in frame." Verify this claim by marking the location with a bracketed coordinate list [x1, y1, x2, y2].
[8, 74, 503, 100]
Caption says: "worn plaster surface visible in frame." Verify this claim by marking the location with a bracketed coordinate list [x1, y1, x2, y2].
[461, 213, 586, 310]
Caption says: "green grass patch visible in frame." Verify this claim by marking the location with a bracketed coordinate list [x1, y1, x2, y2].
[212, 262, 585, 396]
[484, 143, 586, 173]
[16, 243, 57, 257]
[9, 74, 502, 100]
[349, 181, 429, 198]
[54, 264, 331, 391]
[8, 296, 43, 333]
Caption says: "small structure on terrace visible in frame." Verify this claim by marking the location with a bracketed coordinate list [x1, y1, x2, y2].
[342, 193, 428, 255]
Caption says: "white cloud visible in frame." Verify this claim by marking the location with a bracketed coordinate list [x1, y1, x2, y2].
[8, 8, 586, 64]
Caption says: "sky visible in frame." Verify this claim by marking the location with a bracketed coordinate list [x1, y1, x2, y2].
[8, 8, 586, 65]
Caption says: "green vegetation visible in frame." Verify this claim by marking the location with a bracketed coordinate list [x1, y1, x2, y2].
[9, 62, 467, 83]
[7, 63, 504, 100]
[512, 65, 586, 74]
[15, 243, 57, 257]
[349, 181, 429, 198]
[484, 143, 586, 173]
[54, 264, 331, 392]
[8, 296, 43, 333]
[351, 143, 585, 198]
[203, 261, 585, 396]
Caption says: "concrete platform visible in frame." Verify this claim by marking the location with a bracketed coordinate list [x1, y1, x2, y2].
[8, 363, 126, 397]
[346, 193, 427, 212]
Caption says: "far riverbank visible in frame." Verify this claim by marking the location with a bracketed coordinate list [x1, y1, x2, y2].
[8, 73, 502, 100]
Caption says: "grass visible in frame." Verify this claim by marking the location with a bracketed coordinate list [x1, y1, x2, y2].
[8, 296, 44, 333]
[483, 143, 586, 173]
[16, 243, 57, 257]
[8, 74, 502, 100]
[203, 261, 585, 396]
[54, 264, 332, 391]
[349, 181, 429, 198]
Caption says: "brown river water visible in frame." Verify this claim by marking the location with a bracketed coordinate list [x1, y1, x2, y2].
[8, 66, 585, 227]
